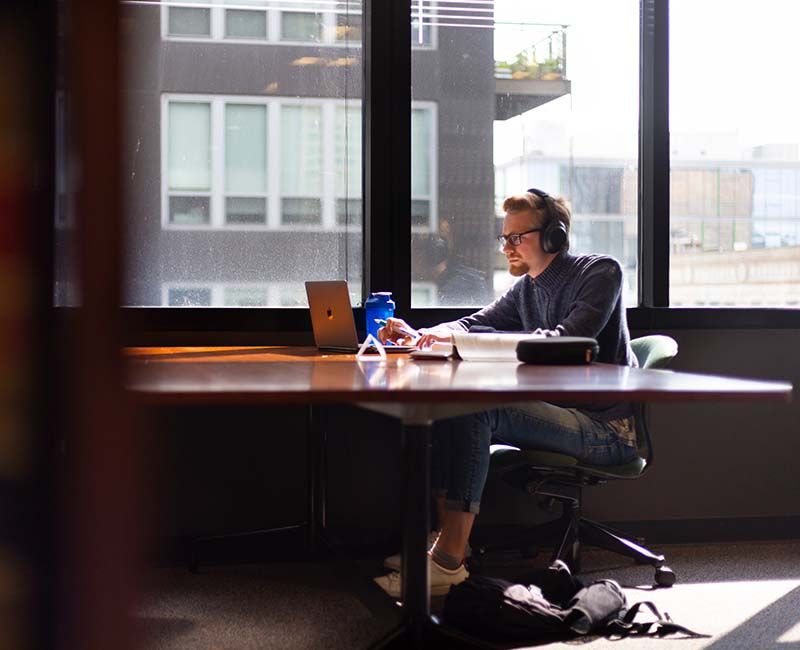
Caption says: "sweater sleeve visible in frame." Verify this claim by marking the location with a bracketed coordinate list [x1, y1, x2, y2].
[553, 258, 623, 338]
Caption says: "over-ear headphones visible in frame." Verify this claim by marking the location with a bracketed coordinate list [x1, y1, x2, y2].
[526, 188, 568, 254]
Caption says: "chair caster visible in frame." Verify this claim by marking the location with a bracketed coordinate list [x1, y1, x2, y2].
[655, 566, 676, 587]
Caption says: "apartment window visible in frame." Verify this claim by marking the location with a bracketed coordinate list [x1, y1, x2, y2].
[281, 105, 323, 225]
[411, 0, 638, 307]
[162, 1, 364, 45]
[225, 5, 267, 40]
[281, 12, 324, 42]
[167, 101, 211, 225]
[167, 286, 213, 306]
[167, 0, 211, 37]
[335, 106, 362, 226]
[225, 104, 268, 225]
[670, 0, 800, 307]
[162, 96, 434, 233]
[411, 107, 435, 230]
[223, 286, 269, 306]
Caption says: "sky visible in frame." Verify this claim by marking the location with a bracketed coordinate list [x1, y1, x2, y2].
[489, 0, 800, 164]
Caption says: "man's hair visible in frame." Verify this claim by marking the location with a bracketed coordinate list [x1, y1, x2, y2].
[502, 192, 572, 252]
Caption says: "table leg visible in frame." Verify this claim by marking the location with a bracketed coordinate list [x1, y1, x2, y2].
[306, 405, 327, 553]
[401, 422, 431, 644]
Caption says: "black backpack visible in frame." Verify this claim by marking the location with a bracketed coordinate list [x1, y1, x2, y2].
[442, 561, 707, 643]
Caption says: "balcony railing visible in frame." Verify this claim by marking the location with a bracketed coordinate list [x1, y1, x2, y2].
[494, 26, 568, 81]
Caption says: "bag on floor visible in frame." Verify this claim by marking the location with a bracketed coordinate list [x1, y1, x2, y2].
[442, 560, 708, 643]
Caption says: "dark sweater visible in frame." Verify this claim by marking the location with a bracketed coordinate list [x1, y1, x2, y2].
[438, 251, 635, 421]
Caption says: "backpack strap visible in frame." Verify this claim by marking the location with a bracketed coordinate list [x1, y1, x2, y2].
[607, 601, 710, 639]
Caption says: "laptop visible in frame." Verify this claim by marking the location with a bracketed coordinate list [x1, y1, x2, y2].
[305, 281, 417, 353]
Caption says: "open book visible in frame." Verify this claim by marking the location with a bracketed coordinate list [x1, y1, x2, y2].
[408, 331, 547, 361]
[448, 331, 545, 361]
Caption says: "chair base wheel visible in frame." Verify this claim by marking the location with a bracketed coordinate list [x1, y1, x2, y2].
[655, 566, 676, 587]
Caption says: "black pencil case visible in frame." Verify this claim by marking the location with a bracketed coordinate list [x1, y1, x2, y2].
[516, 337, 599, 365]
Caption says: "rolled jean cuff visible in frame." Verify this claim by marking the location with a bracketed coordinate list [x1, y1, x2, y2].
[445, 498, 481, 515]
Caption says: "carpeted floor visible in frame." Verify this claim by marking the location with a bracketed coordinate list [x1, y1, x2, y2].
[134, 540, 800, 649]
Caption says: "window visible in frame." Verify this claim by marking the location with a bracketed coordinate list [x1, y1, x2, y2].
[335, 106, 362, 227]
[411, 106, 436, 230]
[281, 12, 324, 42]
[281, 105, 323, 225]
[225, 7, 267, 40]
[163, 1, 363, 45]
[162, 95, 434, 234]
[670, 0, 800, 307]
[167, 101, 211, 225]
[225, 104, 267, 225]
[117, 0, 363, 308]
[167, 0, 211, 38]
[411, 0, 639, 307]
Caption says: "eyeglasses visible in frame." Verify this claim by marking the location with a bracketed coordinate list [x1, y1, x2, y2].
[496, 228, 543, 249]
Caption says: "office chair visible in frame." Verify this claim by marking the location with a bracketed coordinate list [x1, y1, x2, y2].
[474, 335, 679, 587]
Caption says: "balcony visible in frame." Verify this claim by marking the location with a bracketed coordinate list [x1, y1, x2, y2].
[495, 27, 572, 120]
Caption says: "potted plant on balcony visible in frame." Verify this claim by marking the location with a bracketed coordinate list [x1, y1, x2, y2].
[538, 57, 563, 80]
[509, 52, 538, 80]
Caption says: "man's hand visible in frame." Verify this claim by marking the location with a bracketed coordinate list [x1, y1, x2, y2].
[415, 331, 453, 349]
[378, 317, 419, 345]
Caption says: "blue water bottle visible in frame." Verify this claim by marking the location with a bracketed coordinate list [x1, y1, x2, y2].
[365, 292, 395, 340]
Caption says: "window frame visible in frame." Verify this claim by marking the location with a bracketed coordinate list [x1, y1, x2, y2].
[121, 0, 800, 344]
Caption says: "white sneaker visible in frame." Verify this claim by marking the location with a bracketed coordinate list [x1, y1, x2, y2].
[383, 530, 441, 571]
[374, 556, 469, 598]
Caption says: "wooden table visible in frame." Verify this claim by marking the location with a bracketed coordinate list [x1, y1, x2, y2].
[126, 346, 793, 648]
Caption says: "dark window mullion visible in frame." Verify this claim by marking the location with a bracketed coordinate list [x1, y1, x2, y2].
[363, 0, 411, 311]
[638, 0, 670, 307]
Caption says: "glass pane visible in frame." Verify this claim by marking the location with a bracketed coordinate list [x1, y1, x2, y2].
[169, 196, 210, 225]
[119, 2, 362, 306]
[282, 105, 322, 196]
[670, 0, 800, 307]
[281, 12, 324, 42]
[335, 106, 361, 199]
[411, 108, 431, 198]
[336, 12, 362, 42]
[168, 102, 211, 190]
[168, 7, 211, 37]
[336, 198, 362, 226]
[225, 10, 267, 40]
[226, 197, 266, 225]
[168, 287, 212, 306]
[225, 104, 267, 193]
[411, 0, 639, 308]
[282, 198, 322, 225]
[224, 286, 269, 306]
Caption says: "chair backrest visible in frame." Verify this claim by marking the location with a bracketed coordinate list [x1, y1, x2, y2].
[630, 335, 678, 370]
[629, 335, 678, 471]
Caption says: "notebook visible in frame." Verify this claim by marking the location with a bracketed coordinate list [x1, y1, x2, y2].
[305, 281, 416, 353]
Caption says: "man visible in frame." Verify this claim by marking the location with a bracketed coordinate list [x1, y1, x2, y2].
[374, 189, 638, 598]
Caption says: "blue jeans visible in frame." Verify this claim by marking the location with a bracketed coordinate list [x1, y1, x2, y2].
[431, 402, 638, 514]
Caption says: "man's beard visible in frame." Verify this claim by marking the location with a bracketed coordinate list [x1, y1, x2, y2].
[507, 259, 529, 277]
